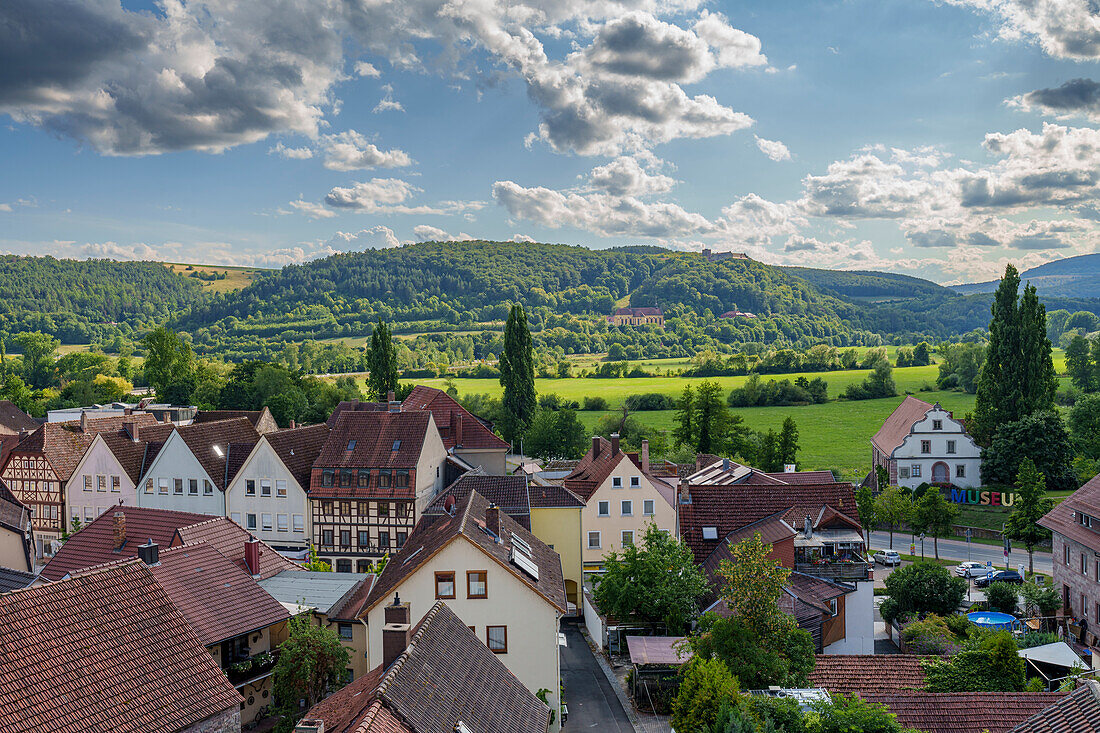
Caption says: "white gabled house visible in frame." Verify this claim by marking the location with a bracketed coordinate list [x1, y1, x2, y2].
[872, 396, 981, 489]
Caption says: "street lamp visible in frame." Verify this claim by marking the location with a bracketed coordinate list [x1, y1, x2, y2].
[965, 527, 972, 561]
[919, 533, 926, 560]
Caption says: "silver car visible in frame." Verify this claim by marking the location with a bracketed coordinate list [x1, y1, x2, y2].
[873, 550, 901, 566]
[954, 561, 986, 578]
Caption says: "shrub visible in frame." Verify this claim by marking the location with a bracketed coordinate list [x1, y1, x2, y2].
[670, 657, 742, 733]
[879, 562, 967, 625]
[901, 615, 959, 655]
[922, 630, 1026, 692]
[943, 614, 972, 638]
[623, 393, 676, 411]
[985, 582, 1019, 615]
[582, 395, 609, 411]
[1018, 632, 1060, 649]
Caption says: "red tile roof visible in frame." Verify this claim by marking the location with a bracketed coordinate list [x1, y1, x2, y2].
[366, 490, 566, 614]
[808, 654, 929, 695]
[402, 386, 509, 451]
[265, 423, 331, 489]
[0, 401, 37, 433]
[307, 665, 388, 733]
[863, 692, 1066, 733]
[41, 505, 210, 580]
[314, 410, 432, 482]
[175, 516, 301, 580]
[327, 400, 388, 427]
[871, 395, 934, 455]
[7, 413, 160, 481]
[424, 473, 531, 528]
[0, 560, 242, 733]
[564, 436, 654, 501]
[786, 573, 849, 613]
[193, 407, 278, 434]
[528, 482, 586, 508]
[612, 306, 662, 317]
[765, 469, 838, 484]
[172, 417, 262, 490]
[1009, 679, 1100, 732]
[353, 701, 413, 733]
[1039, 472, 1100, 551]
[149, 542, 290, 646]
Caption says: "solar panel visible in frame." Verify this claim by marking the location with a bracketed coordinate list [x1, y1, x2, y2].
[511, 548, 539, 581]
[511, 534, 533, 557]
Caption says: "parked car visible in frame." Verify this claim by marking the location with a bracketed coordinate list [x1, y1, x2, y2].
[955, 561, 986, 578]
[975, 570, 1024, 588]
[873, 550, 901, 567]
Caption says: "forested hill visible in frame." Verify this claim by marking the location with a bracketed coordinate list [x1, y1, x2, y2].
[0, 256, 208, 343]
[953, 253, 1100, 298]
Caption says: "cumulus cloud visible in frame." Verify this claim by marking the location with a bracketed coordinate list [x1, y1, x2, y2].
[81, 241, 159, 260]
[324, 177, 483, 215]
[587, 156, 676, 196]
[754, 135, 791, 161]
[269, 142, 314, 160]
[1011, 78, 1100, 122]
[372, 84, 404, 114]
[944, 0, 1100, 60]
[509, 233, 536, 243]
[320, 130, 412, 171]
[289, 199, 337, 219]
[354, 60, 381, 78]
[413, 224, 475, 242]
[0, 203, 10, 212]
[325, 225, 402, 250]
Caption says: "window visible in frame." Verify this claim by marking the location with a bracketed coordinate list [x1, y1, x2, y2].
[467, 570, 488, 599]
[336, 559, 352, 573]
[920, 440, 931, 455]
[204, 480, 213, 496]
[588, 531, 601, 549]
[396, 471, 409, 488]
[1084, 594, 1089, 620]
[346, 440, 356, 451]
[293, 514, 304, 532]
[261, 513, 273, 531]
[277, 514, 289, 532]
[340, 530, 351, 547]
[630, 476, 640, 487]
[1083, 554, 1089, 576]
[145, 479, 153, 494]
[396, 531, 407, 547]
[829, 599, 839, 617]
[84, 507, 93, 523]
[946, 440, 956, 454]
[379, 531, 390, 548]
[435, 571, 456, 599]
[322, 469, 334, 487]
[358, 470, 370, 488]
[612, 477, 622, 488]
[956, 465, 966, 478]
[391, 439, 401, 451]
[111, 475, 120, 492]
[597, 501, 610, 517]
[173, 478, 183, 495]
[341, 470, 353, 488]
[188, 479, 198, 495]
[898, 467, 910, 479]
[83, 476, 92, 492]
[379, 502, 390, 517]
[358, 501, 368, 515]
[323, 529, 334, 546]
[486, 626, 507, 654]
[340, 501, 351, 516]
[622, 530, 634, 547]
[379, 471, 390, 488]
[358, 530, 370, 547]
[246, 480, 256, 496]
[911, 465, 921, 478]
[621, 500, 633, 516]
[1065, 544, 1071, 566]
[643, 499, 655, 516]
[158, 478, 169, 494]
[261, 479, 272, 497]
[322, 500, 334, 515]
[357, 560, 371, 573]
[338, 623, 354, 640]
[932, 419, 942, 430]
[231, 512, 242, 526]
[247, 514, 257, 530]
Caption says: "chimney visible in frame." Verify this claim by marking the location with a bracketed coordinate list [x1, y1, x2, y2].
[641, 439, 649, 474]
[244, 538, 261, 577]
[112, 511, 126, 551]
[123, 419, 139, 442]
[452, 411, 463, 447]
[485, 503, 501, 537]
[387, 390, 396, 403]
[289, 419, 296, 429]
[388, 398, 401, 413]
[383, 594, 412, 669]
[722, 457, 730, 472]
[80, 411, 89, 433]
[804, 516, 813, 539]
[592, 436, 600, 459]
[610, 433, 620, 455]
[137, 539, 159, 565]
[294, 721, 325, 733]
[679, 478, 692, 505]
[696, 454, 702, 472]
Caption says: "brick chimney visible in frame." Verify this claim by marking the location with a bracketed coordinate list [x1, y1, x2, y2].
[289, 419, 296, 429]
[452, 411, 463, 447]
[387, 390, 395, 402]
[244, 538, 261, 577]
[591, 436, 600, 459]
[485, 503, 501, 537]
[382, 594, 412, 670]
[610, 433, 620, 455]
[123, 419, 139, 442]
[80, 411, 89, 433]
[679, 478, 692, 505]
[112, 511, 126, 551]
[388, 396, 401, 412]
[137, 539, 159, 565]
[641, 439, 649, 474]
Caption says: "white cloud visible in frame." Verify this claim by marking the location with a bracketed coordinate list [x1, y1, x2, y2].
[413, 224, 475, 242]
[509, 233, 536, 243]
[325, 226, 402, 250]
[0, 204, 10, 212]
[587, 156, 676, 196]
[80, 241, 159, 260]
[324, 178, 484, 215]
[320, 130, 412, 171]
[372, 84, 404, 114]
[269, 142, 313, 159]
[754, 135, 791, 161]
[289, 199, 337, 219]
[354, 60, 382, 78]
[944, 0, 1100, 60]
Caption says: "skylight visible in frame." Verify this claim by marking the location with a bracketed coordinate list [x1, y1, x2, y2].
[511, 534, 532, 557]
[392, 439, 401, 451]
[212, 445, 224, 457]
[403, 546, 423, 565]
[702, 527, 718, 540]
[511, 547, 539, 581]
[346, 439, 356, 451]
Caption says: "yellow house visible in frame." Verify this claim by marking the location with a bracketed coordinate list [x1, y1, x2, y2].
[564, 436, 678, 572]
[529, 483, 585, 611]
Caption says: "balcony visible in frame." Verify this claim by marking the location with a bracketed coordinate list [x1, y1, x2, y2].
[795, 560, 872, 582]
[225, 650, 277, 687]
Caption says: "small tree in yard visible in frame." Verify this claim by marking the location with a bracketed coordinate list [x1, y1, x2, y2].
[879, 562, 967, 625]
[1020, 582, 1061, 620]
[809, 694, 916, 733]
[273, 615, 352, 732]
[717, 533, 791, 639]
[875, 485, 912, 550]
[910, 489, 958, 560]
[985, 582, 1019, 615]
[670, 657, 742, 733]
[855, 485, 877, 546]
[593, 523, 708, 633]
[1005, 457, 1054, 575]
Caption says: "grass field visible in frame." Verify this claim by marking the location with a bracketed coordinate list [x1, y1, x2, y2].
[165, 262, 267, 293]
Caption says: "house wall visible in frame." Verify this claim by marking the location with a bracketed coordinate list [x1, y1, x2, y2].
[581, 455, 676, 569]
[225, 440, 309, 549]
[413, 420, 448, 513]
[365, 537, 562, 731]
[67, 438, 134, 531]
[3, 453, 63, 552]
[1052, 531, 1100, 642]
[455, 447, 507, 476]
[137, 432, 226, 516]
[822, 581, 876, 654]
[178, 706, 241, 733]
[891, 407, 981, 489]
[531, 506, 582, 609]
[0, 526, 30, 572]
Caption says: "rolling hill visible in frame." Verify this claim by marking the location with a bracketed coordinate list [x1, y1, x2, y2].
[953, 253, 1100, 298]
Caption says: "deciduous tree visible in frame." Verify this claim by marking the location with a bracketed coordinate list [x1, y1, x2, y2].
[874, 485, 912, 550]
[1005, 457, 1054, 575]
[13, 331, 59, 389]
[272, 615, 351, 732]
[1065, 334, 1094, 391]
[141, 325, 195, 403]
[910, 489, 958, 560]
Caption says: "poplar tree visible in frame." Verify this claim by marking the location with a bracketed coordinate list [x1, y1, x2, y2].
[366, 319, 398, 401]
[673, 384, 694, 449]
[499, 304, 536, 443]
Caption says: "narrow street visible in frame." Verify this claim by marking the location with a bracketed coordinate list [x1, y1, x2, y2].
[560, 623, 633, 732]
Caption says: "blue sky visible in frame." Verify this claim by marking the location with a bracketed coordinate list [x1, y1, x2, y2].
[2, 0, 1099, 283]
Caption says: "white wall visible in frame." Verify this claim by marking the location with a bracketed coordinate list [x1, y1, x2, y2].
[225, 439, 308, 548]
[893, 406, 981, 489]
[413, 416, 448, 513]
[581, 454, 676, 568]
[455, 447, 507, 476]
[366, 537, 562, 731]
[823, 581, 876, 655]
[67, 437, 135, 531]
[136, 432, 226, 515]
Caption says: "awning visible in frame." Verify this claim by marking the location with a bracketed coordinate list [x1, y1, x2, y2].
[1018, 641, 1085, 670]
[626, 636, 693, 666]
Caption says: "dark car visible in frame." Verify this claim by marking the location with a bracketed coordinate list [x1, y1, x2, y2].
[974, 569, 1024, 588]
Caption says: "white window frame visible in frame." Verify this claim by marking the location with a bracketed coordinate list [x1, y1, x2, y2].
[188, 478, 198, 496]
[261, 479, 272, 497]
[612, 476, 622, 488]
[111, 475, 120, 492]
[230, 512, 242, 526]
[587, 531, 601, 549]
[83, 476, 92, 492]
[643, 499, 655, 516]
[630, 476, 640, 487]
[97, 475, 107, 492]
[911, 464, 921, 478]
[203, 479, 213, 496]
[597, 501, 610, 517]
[261, 513, 273, 532]
[293, 514, 305, 532]
[173, 478, 183, 495]
[246, 480, 256, 496]
[946, 440, 956, 455]
[276, 480, 287, 498]
[621, 530, 634, 547]
[159, 478, 169, 495]
[247, 513, 258, 530]
[277, 514, 289, 532]
[621, 500, 633, 517]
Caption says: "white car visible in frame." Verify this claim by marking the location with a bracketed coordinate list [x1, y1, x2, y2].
[873, 550, 901, 567]
[954, 561, 986, 578]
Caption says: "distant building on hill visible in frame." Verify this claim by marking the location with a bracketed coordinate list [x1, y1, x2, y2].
[720, 309, 757, 319]
[871, 396, 981, 489]
[608, 306, 664, 327]
[702, 248, 750, 263]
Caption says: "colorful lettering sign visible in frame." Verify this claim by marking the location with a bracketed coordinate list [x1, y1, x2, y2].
[948, 488, 1020, 507]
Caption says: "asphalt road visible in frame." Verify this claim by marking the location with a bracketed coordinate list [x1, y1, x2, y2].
[560, 623, 633, 732]
[869, 531, 1053, 576]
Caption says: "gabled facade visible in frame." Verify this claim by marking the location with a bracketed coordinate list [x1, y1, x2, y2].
[565, 436, 677, 571]
[402, 386, 510, 474]
[65, 417, 153, 532]
[872, 396, 981, 489]
[0, 482, 32, 572]
[1039, 473, 1100, 652]
[361, 491, 566, 730]
[309, 410, 447, 571]
[0, 401, 37, 435]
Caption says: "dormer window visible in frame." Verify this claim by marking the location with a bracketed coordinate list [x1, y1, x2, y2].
[346, 440, 356, 451]
[932, 420, 942, 431]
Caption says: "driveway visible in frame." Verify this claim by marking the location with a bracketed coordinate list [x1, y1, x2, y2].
[561, 622, 634, 732]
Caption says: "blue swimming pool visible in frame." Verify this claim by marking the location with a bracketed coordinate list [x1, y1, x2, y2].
[967, 611, 1017, 629]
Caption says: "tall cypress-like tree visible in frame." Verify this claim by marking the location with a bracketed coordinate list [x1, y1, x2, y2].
[1017, 282, 1057, 414]
[972, 265, 1023, 445]
[366, 319, 398, 401]
[499, 304, 536, 444]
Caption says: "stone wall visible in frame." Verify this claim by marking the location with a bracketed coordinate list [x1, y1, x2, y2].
[178, 706, 241, 733]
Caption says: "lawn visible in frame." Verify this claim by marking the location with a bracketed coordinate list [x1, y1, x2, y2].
[164, 262, 267, 293]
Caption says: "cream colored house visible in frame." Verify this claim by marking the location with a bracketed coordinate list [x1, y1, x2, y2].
[360, 490, 567, 731]
[564, 436, 678, 571]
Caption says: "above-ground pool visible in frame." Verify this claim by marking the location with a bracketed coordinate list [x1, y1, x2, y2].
[967, 611, 1017, 629]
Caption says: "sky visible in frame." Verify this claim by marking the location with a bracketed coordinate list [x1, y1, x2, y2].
[2, 0, 1100, 284]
